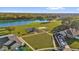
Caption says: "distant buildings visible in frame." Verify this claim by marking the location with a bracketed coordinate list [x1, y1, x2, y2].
[0, 34, 22, 51]
[59, 28, 79, 39]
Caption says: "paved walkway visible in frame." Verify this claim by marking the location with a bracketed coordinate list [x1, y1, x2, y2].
[42, 30, 57, 49]
[47, 32, 57, 49]
[63, 45, 72, 51]
[19, 30, 71, 51]
[36, 48, 54, 51]
[22, 32, 46, 37]
[17, 37, 35, 51]
[18, 30, 57, 51]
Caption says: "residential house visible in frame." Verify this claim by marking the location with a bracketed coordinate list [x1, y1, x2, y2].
[0, 34, 22, 51]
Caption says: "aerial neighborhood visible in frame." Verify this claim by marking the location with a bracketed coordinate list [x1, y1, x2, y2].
[0, 13, 79, 51]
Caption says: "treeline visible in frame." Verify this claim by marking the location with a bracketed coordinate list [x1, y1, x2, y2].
[0, 13, 58, 20]
[61, 16, 79, 30]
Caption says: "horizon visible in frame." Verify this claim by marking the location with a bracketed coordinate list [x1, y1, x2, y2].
[0, 7, 79, 13]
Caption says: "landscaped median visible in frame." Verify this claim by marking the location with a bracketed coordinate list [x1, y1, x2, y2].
[22, 33, 54, 50]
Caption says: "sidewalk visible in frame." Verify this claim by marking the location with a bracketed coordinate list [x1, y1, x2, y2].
[17, 37, 35, 51]
[63, 45, 72, 51]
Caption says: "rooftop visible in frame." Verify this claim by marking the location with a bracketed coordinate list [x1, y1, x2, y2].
[0, 34, 22, 51]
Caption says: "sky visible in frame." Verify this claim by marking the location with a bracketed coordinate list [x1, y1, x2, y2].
[0, 7, 79, 13]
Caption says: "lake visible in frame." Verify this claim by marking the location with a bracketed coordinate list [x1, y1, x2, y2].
[0, 19, 49, 27]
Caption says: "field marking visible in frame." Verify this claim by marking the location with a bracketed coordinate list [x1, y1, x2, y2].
[17, 37, 35, 51]
[36, 48, 54, 51]
[47, 32, 57, 49]
[22, 32, 46, 37]
[42, 30, 57, 49]
[21, 31, 56, 51]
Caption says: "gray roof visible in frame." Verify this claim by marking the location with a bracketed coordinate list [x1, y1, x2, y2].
[11, 43, 21, 50]
[0, 37, 9, 45]
[4, 40, 14, 45]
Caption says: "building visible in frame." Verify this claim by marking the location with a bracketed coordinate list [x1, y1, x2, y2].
[59, 28, 79, 39]
[0, 34, 22, 51]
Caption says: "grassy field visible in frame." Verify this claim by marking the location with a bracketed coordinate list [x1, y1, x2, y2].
[0, 28, 10, 36]
[0, 20, 62, 50]
[66, 38, 79, 49]
[11, 20, 62, 36]
[22, 33, 54, 50]
[0, 20, 62, 36]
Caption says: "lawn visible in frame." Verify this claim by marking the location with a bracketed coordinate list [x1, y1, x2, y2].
[0, 19, 62, 50]
[0, 28, 9, 36]
[22, 33, 54, 50]
[66, 38, 79, 49]
[0, 20, 62, 36]
[12, 20, 62, 36]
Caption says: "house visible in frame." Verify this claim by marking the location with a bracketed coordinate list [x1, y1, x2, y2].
[59, 28, 73, 38]
[70, 28, 79, 36]
[59, 28, 79, 39]
[59, 30, 67, 37]
[69, 28, 79, 39]
[0, 34, 22, 51]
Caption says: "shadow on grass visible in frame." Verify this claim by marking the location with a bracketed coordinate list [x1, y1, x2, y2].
[66, 38, 79, 45]
[52, 25, 70, 32]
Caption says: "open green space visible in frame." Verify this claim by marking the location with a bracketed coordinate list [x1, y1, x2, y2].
[10, 20, 62, 36]
[0, 20, 62, 50]
[22, 33, 54, 50]
[66, 38, 79, 49]
[0, 28, 9, 36]
[0, 20, 62, 36]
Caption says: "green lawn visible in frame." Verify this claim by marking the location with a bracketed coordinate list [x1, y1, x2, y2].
[12, 20, 62, 36]
[0, 20, 62, 51]
[0, 28, 9, 36]
[66, 38, 79, 49]
[22, 33, 54, 50]
[0, 20, 62, 36]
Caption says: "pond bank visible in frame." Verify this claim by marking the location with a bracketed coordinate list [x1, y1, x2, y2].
[0, 19, 48, 27]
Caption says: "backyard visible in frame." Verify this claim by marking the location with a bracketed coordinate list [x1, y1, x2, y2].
[66, 38, 79, 49]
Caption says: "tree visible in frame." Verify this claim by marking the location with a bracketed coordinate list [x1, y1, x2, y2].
[36, 16, 44, 20]
[71, 20, 79, 30]
[62, 17, 73, 28]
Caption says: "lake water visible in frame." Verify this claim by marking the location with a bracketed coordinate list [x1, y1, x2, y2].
[0, 19, 48, 27]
